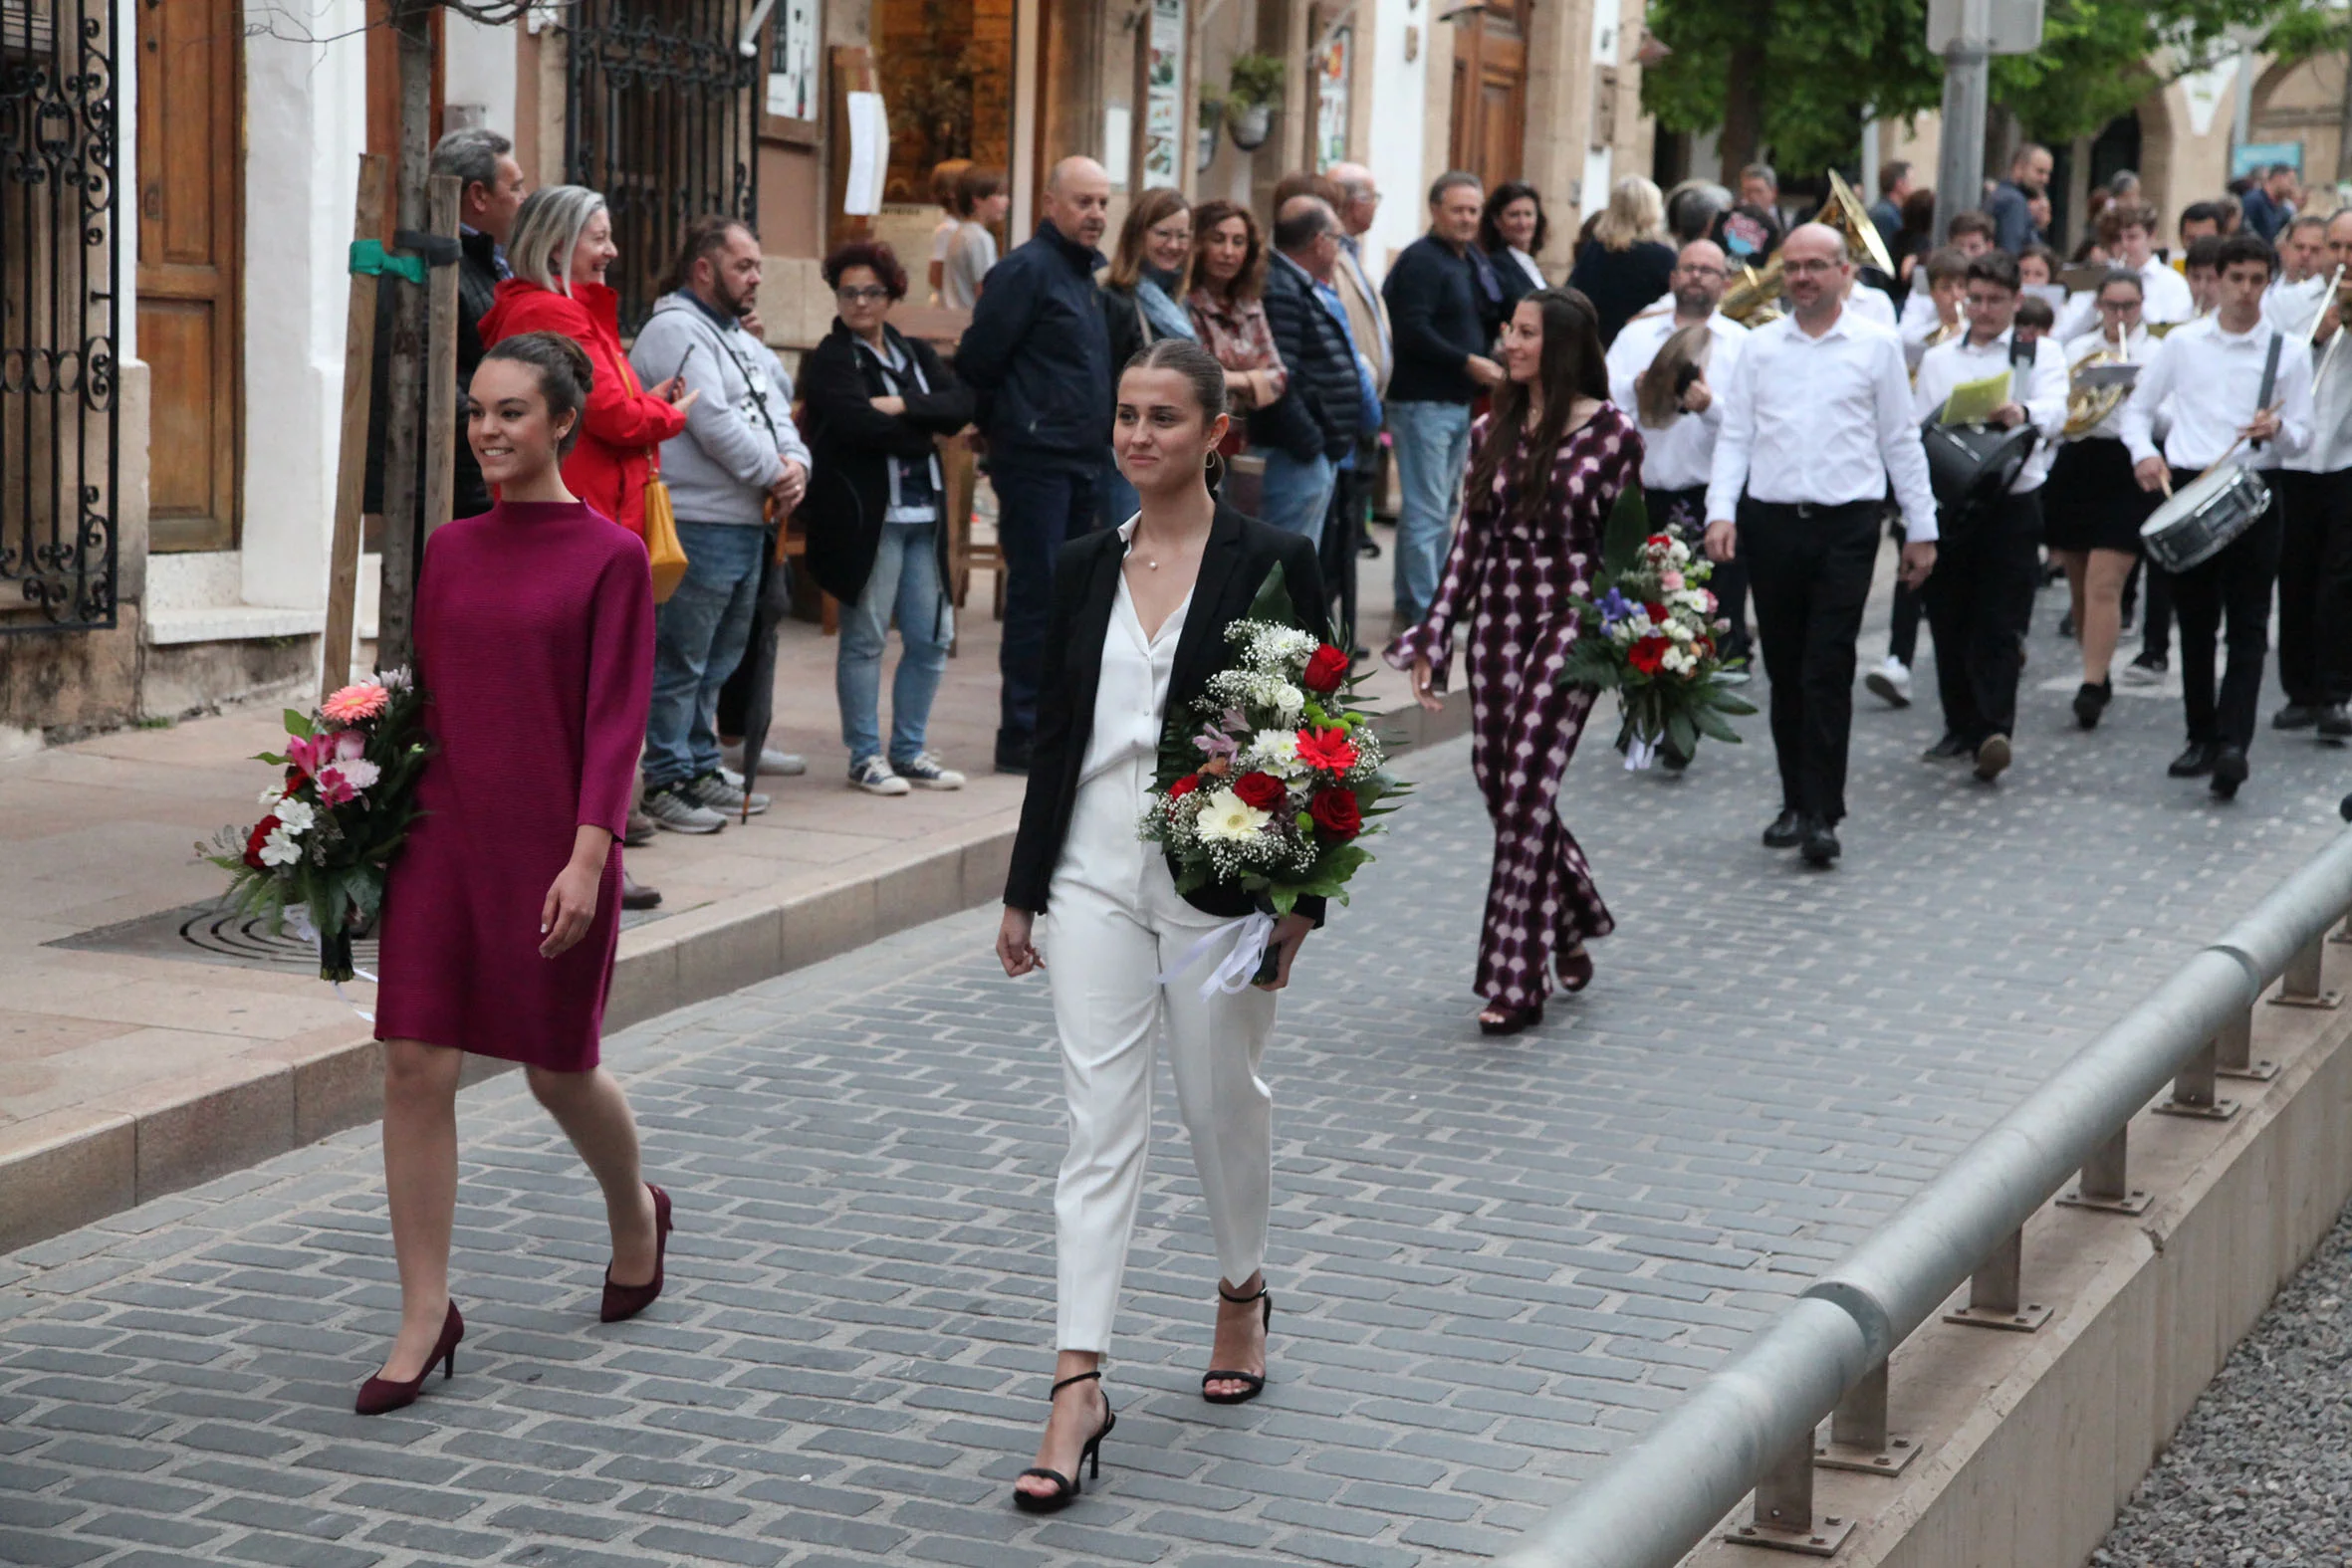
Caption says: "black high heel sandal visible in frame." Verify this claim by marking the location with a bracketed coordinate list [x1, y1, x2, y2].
[1202, 1281, 1274, 1405]
[1012, 1370, 1115, 1513]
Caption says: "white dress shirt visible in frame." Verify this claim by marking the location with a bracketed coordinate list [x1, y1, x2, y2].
[2135, 257, 2197, 327]
[1603, 309, 1750, 492]
[1077, 519, 1192, 786]
[2287, 327, 2352, 474]
[1707, 306, 1941, 541]
[2262, 272, 2331, 338]
[2062, 323, 2153, 443]
[1910, 327, 2071, 492]
[2119, 314, 2315, 474]
[1506, 248, 1545, 289]
[1843, 285, 1897, 330]
[1899, 288, 1960, 370]
[2052, 290, 2100, 343]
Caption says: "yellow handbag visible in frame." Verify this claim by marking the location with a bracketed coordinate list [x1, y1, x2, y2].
[642, 459, 688, 603]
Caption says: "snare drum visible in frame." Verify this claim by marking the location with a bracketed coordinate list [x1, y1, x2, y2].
[2140, 464, 2270, 572]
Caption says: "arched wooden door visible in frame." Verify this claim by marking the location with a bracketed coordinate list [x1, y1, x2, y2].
[1449, 0, 1528, 191]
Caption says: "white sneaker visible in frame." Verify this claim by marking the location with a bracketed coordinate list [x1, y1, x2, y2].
[722, 741, 807, 776]
[849, 756, 910, 796]
[891, 752, 966, 790]
[1864, 655, 1913, 708]
[642, 785, 728, 834]
[684, 771, 770, 816]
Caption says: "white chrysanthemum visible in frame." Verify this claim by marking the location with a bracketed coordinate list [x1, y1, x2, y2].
[259, 826, 303, 868]
[1195, 789, 1273, 843]
[1245, 728, 1302, 777]
[258, 785, 286, 807]
[274, 798, 318, 835]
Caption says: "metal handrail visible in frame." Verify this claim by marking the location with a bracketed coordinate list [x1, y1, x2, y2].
[1502, 829, 2352, 1568]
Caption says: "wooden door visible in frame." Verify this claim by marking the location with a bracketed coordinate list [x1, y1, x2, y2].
[136, 0, 242, 553]
[1448, 0, 1528, 193]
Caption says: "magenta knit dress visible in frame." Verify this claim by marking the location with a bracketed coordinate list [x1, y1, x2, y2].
[375, 501, 654, 1070]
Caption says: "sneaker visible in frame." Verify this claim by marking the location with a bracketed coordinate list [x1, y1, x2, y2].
[722, 741, 807, 777]
[2121, 652, 2168, 687]
[684, 771, 770, 816]
[891, 752, 967, 790]
[850, 756, 910, 796]
[642, 785, 728, 834]
[1864, 655, 1912, 708]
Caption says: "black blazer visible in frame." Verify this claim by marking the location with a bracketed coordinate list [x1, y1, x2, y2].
[1006, 503, 1329, 919]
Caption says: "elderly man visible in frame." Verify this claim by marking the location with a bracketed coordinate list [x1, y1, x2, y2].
[1705, 224, 1939, 867]
[1605, 238, 1752, 662]
[1383, 170, 1506, 628]
[2265, 213, 2332, 334]
[1987, 142, 2053, 255]
[1322, 161, 1392, 640]
[1257, 197, 1365, 548]
[956, 155, 1114, 775]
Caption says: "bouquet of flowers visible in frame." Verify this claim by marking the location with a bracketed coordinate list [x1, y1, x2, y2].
[1140, 566, 1404, 987]
[1558, 489, 1755, 768]
[201, 672, 430, 982]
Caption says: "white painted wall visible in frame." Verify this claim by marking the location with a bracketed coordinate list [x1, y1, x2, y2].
[240, 0, 368, 612]
[116, 0, 137, 367]
[1362, 0, 1427, 274]
[443, 11, 521, 135]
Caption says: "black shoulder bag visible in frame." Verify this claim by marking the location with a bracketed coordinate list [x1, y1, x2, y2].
[1920, 334, 2041, 529]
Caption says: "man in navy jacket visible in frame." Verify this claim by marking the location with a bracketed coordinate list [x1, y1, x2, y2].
[1258, 197, 1366, 549]
[955, 156, 1114, 774]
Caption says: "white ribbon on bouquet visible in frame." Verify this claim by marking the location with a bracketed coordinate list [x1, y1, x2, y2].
[1156, 909, 1278, 1000]
[1623, 734, 1658, 772]
[284, 905, 378, 1021]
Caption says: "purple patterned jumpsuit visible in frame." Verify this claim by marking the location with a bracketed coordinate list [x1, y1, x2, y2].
[1387, 404, 1643, 1012]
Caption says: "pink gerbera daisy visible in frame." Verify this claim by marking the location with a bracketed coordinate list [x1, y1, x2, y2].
[321, 683, 390, 725]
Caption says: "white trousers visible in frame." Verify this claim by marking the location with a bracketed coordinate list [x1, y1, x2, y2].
[1042, 765, 1279, 1353]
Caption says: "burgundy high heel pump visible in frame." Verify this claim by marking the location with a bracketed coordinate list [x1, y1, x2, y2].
[355, 1299, 463, 1416]
[599, 1183, 672, 1323]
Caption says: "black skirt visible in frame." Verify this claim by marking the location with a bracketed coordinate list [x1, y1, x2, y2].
[2041, 436, 2159, 555]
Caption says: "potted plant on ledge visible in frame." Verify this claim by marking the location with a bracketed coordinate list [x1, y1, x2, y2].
[1224, 53, 1285, 151]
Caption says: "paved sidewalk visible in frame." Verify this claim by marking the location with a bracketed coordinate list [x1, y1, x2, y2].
[2, 579, 2347, 1568]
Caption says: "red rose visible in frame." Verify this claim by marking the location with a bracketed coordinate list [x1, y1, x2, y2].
[1627, 636, 1669, 675]
[1232, 771, 1286, 810]
[1168, 774, 1201, 800]
[1301, 643, 1350, 694]
[1308, 787, 1362, 838]
[243, 815, 280, 870]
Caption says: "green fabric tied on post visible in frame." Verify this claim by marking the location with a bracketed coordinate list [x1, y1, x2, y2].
[350, 239, 428, 287]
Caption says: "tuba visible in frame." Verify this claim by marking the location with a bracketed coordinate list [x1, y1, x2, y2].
[2062, 328, 2133, 439]
[1719, 170, 1896, 329]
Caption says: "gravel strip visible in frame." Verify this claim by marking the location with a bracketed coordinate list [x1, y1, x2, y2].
[2096, 1203, 2352, 1566]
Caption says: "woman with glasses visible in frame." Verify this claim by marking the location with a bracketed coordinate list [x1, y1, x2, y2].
[800, 242, 979, 795]
[1097, 189, 1195, 525]
[2042, 270, 2159, 730]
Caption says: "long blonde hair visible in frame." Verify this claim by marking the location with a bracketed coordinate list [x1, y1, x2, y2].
[1593, 176, 1666, 252]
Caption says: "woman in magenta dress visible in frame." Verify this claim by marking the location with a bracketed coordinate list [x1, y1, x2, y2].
[359, 332, 673, 1417]
[1388, 288, 1642, 1036]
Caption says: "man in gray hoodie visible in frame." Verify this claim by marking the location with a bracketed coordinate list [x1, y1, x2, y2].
[629, 216, 814, 833]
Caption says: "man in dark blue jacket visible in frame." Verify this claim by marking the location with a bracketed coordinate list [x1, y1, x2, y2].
[955, 156, 1113, 774]
[1257, 197, 1365, 549]
[1383, 171, 1507, 627]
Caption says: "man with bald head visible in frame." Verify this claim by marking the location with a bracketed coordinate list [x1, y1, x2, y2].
[1258, 196, 1367, 549]
[956, 156, 1116, 773]
[1703, 222, 1939, 865]
[1605, 238, 1753, 665]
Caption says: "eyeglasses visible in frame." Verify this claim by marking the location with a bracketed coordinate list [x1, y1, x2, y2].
[1673, 264, 1727, 280]
[1781, 258, 1842, 276]
[836, 286, 891, 304]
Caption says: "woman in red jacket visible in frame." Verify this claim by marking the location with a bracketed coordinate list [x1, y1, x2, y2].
[479, 184, 695, 536]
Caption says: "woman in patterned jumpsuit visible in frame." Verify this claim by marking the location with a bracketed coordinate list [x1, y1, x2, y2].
[1388, 288, 1642, 1035]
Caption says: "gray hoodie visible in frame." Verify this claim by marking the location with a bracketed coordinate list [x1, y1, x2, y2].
[628, 293, 812, 527]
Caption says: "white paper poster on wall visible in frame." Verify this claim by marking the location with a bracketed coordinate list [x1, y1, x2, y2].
[1104, 107, 1133, 190]
[844, 92, 889, 215]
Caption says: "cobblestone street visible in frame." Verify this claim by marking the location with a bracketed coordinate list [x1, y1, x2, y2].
[4, 601, 2350, 1568]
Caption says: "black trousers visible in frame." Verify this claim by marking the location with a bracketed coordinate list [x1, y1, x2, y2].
[1739, 497, 1881, 824]
[2169, 467, 2284, 752]
[1320, 451, 1370, 650]
[2275, 467, 2352, 708]
[1648, 483, 1751, 663]
[1923, 492, 2042, 746]
[2136, 560, 2174, 660]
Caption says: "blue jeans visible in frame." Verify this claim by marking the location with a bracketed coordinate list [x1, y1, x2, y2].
[990, 459, 1097, 752]
[644, 521, 769, 790]
[837, 521, 953, 766]
[1388, 399, 1473, 625]
[1258, 448, 1336, 550]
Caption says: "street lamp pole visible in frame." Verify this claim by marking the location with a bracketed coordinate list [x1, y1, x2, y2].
[1933, 0, 1991, 243]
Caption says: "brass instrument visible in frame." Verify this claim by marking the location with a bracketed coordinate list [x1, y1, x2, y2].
[1720, 169, 1894, 329]
[1636, 323, 1715, 427]
[2061, 328, 2131, 439]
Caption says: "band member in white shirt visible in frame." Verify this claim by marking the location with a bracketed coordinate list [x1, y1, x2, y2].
[1705, 223, 1939, 867]
[1606, 239, 1751, 660]
[1898, 213, 1995, 345]
[2264, 214, 2332, 336]
[2042, 270, 2161, 729]
[2120, 232, 2316, 798]
[1910, 251, 2071, 781]
[2109, 201, 2197, 327]
[2274, 210, 2352, 740]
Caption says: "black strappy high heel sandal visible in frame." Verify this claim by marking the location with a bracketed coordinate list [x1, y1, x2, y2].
[1202, 1280, 1274, 1405]
[1012, 1370, 1116, 1513]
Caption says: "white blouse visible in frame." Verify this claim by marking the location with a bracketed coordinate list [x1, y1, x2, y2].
[1077, 520, 1192, 788]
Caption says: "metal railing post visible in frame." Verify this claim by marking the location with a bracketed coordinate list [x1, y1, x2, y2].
[1725, 1434, 1854, 1555]
[2213, 1003, 2278, 1081]
[1940, 1226, 2051, 1331]
[2155, 1033, 2239, 1121]
[2330, 910, 2352, 945]
[2271, 932, 2342, 1008]
[1815, 1360, 1919, 1474]
[2058, 1124, 2151, 1215]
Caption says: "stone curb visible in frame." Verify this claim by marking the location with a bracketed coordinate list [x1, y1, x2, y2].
[0, 685, 1470, 1254]
[1680, 943, 2352, 1568]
